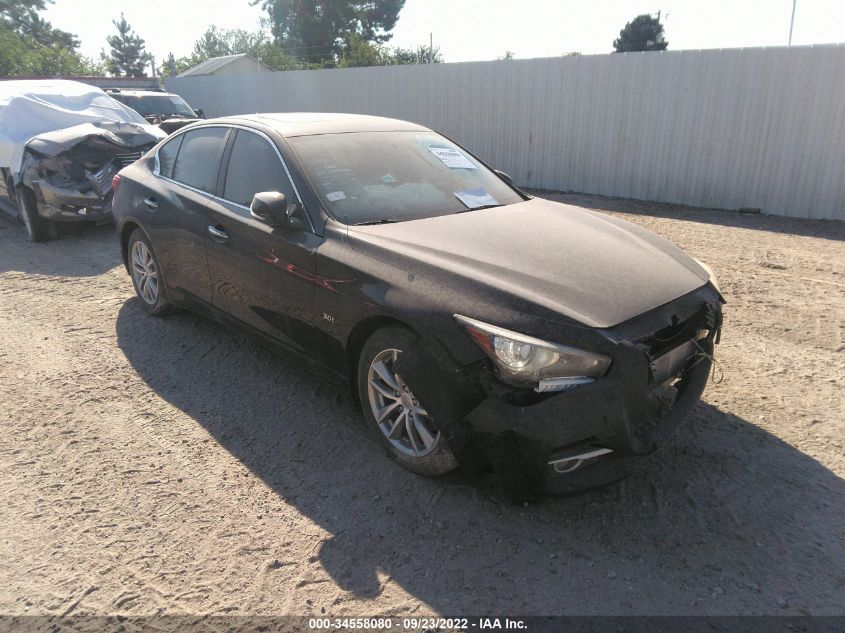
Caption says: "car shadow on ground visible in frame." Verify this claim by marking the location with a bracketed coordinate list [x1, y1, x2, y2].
[533, 191, 845, 242]
[115, 298, 845, 614]
[0, 207, 119, 277]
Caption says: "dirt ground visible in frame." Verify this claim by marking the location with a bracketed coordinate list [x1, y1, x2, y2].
[0, 192, 843, 619]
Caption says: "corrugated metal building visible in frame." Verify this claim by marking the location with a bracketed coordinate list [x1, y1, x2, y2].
[176, 54, 275, 78]
[168, 45, 845, 220]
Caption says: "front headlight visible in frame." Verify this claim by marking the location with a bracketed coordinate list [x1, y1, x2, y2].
[454, 315, 611, 391]
[695, 258, 721, 294]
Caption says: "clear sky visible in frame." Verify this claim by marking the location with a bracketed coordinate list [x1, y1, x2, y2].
[45, 0, 845, 66]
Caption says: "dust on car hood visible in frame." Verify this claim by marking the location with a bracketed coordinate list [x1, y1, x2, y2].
[349, 198, 710, 328]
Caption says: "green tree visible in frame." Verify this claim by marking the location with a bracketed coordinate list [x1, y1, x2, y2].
[178, 22, 307, 74]
[0, 0, 46, 25]
[1, 0, 76, 52]
[176, 18, 433, 76]
[15, 10, 76, 49]
[191, 25, 231, 60]
[497, 50, 515, 60]
[159, 51, 192, 78]
[386, 43, 441, 65]
[105, 14, 152, 77]
[338, 33, 389, 67]
[253, 39, 304, 70]
[191, 25, 278, 64]
[613, 14, 668, 52]
[0, 27, 102, 75]
[336, 37, 442, 67]
[252, 0, 405, 63]
[1, 0, 102, 76]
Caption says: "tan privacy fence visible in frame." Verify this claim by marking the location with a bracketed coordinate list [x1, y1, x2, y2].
[167, 45, 845, 220]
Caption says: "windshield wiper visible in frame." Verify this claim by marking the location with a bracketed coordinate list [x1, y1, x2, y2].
[354, 219, 400, 225]
[457, 204, 503, 213]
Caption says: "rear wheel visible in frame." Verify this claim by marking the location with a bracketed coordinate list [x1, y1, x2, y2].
[128, 228, 172, 316]
[16, 187, 55, 242]
[357, 326, 458, 476]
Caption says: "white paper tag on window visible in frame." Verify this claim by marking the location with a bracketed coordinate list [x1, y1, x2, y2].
[428, 147, 477, 169]
[326, 191, 346, 201]
[454, 188, 498, 209]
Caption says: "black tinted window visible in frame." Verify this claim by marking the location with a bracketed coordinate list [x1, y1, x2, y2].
[119, 94, 196, 117]
[157, 135, 183, 179]
[223, 130, 294, 207]
[171, 127, 228, 194]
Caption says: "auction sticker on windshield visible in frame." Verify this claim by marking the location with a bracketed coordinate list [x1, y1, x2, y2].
[455, 188, 498, 209]
[428, 146, 477, 169]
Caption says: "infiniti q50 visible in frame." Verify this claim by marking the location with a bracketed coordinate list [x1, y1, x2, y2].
[112, 113, 723, 491]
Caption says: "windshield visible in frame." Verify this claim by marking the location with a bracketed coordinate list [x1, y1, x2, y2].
[115, 94, 196, 118]
[287, 131, 524, 224]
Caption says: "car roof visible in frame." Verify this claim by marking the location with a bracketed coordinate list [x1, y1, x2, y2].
[205, 112, 431, 137]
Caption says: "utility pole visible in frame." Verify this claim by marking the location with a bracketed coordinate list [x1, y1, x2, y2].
[788, 0, 797, 46]
[257, 33, 265, 73]
[429, 32, 433, 63]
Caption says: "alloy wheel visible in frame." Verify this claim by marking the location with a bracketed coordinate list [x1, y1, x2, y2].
[131, 240, 159, 305]
[367, 348, 440, 458]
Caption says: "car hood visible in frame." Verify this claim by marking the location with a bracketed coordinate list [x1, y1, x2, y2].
[348, 198, 710, 328]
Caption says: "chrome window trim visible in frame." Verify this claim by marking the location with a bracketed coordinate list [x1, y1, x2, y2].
[152, 123, 315, 233]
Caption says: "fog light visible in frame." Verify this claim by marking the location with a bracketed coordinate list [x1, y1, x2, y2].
[535, 377, 593, 393]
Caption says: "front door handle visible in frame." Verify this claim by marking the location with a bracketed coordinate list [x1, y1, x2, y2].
[208, 225, 229, 242]
[143, 197, 159, 210]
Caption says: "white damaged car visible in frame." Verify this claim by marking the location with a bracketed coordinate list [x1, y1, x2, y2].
[0, 80, 165, 241]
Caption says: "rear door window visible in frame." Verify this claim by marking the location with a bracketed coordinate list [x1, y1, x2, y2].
[157, 135, 183, 179]
[223, 130, 296, 207]
[171, 127, 228, 194]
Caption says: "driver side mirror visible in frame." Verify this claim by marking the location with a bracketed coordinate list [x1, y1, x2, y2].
[250, 191, 307, 231]
[194, 108, 205, 119]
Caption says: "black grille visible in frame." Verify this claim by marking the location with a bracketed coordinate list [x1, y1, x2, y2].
[86, 161, 120, 196]
[638, 304, 715, 359]
[114, 151, 144, 167]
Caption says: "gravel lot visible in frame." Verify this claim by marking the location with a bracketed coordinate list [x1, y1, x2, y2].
[0, 193, 843, 619]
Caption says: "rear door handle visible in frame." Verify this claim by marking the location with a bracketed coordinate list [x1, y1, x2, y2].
[143, 197, 159, 210]
[208, 225, 229, 242]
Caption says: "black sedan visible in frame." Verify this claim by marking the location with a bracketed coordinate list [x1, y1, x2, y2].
[112, 113, 723, 492]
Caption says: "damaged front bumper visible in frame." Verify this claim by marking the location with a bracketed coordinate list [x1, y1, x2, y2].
[463, 336, 715, 485]
[14, 122, 163, 225]
[30, 158, 121, 223]
[448, 285, 724, 491]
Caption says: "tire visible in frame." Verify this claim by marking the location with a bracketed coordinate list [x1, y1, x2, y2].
[127, 228, 172, 316]
[16, 187, 55, 242]
[357, 325, 459, 476]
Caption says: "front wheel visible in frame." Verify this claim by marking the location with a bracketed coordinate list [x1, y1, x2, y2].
[16, 187, 55, 242]
[357, 326, 459, 476]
